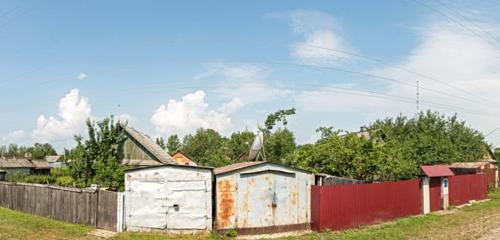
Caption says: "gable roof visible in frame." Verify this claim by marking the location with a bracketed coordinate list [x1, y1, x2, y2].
[171, 151, 197, 166]
[449, 161, 495, 169]
[213, 161, 266, 175]
[121, 125, 176, 165]
[213, 161, 311, 175]
[421, 165, 454, 177]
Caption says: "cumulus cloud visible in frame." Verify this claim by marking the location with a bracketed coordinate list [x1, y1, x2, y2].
[2, 130, 27, 143]
[32, 89, 91, 142]
[198, 63, 293, 104]
[151, 90, 242, 136]
[275, 10, 352, 65]
[77, 72, 88, 80]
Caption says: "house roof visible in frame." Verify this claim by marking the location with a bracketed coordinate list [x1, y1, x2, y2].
[44, 155, 60, 163]
[421, 165, 454, 177]
[171, 151, 197, 166]
[0, 158, 52, 169]
[213, 161, 266, 175]
[31, 160, 52, 169]
[0, 158, 34, 168]
[122, 125, 176, 165]
[449, 161, 494, 169]
[122, 159, 164, 166]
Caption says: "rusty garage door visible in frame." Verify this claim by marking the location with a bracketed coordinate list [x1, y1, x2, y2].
[237, 170, 300, 228]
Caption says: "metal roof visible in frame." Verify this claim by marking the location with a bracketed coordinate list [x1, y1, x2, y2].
[0, 158, 52, 169]
[420, 165, 454, 177]
[122, 125, 176, 165]
[449, 161, 494, 169]
[213, 161, 266, 175]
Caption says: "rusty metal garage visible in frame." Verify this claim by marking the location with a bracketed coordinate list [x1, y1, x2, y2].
[214, 161, 313, 235]
[124, 165, 213, 233]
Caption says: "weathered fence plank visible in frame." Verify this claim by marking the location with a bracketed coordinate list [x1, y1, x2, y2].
[0, 182, 118, 231]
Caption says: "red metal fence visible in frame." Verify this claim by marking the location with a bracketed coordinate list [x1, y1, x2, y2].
[311, 179, 422, 231]
[449, 173, 488, 206]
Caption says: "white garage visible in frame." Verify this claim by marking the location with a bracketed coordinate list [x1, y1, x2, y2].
[124, 165, 213, 233]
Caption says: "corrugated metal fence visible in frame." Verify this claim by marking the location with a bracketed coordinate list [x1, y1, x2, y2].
[0, 181, 118, 231]
[449, 173, 488, 206]
[311, 179, 422, 231]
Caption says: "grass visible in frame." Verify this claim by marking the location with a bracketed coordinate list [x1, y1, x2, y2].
[2, 190, 500, 239]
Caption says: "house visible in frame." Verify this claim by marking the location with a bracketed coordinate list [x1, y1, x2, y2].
[213, 161, 313, 235]
[44, 155, 65, 168]
[120, 125, 177, 167]
[449, 161, 498, 188]
[171, 151, 197, 166]
[124, 164, 213, 233]
[0, 158, 52, 175]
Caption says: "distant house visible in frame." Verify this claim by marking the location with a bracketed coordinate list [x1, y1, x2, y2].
[120, 125, 177, 167]
[0, 158, 52, 175]
[44, 155, 65, 168]
[171, 151, 197, 166]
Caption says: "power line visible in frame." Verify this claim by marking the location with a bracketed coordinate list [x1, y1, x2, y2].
[301, 44, 500, 107]
[409, 0, 500, 52]
[434, 0, 500, 47]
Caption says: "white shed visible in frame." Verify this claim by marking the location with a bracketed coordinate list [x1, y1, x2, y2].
[214, 161, 313, 235]
[124, 165, 213, 233]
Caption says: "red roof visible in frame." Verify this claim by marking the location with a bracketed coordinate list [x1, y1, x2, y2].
[420, 165, 454, 177]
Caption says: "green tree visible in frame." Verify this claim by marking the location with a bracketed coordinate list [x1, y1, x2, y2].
[182, 128, 228, 167]
[289, 111, 489, 181]
[155, 138, 166, 150]
[167, 135, 182, 155]
[225, 131, 255, 162]
[66, 117, 127, 190]
[29, 143, 57, 159]
[262, 108, 297, 163]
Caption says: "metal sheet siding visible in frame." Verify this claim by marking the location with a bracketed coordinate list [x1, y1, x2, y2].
[449, 174, 488, 206]
[215, 163, 313, 230]
[429, 178, 441, 212]
[124, 166, 212, 232]
[311, 179, 421, 231]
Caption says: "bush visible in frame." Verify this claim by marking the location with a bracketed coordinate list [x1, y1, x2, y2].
[226, 229, 238, 238]
[55, 176, 75, 187]
[50, 167, 71, 178]
[23, 175, 54, 184]
[5, 172, 28, 182]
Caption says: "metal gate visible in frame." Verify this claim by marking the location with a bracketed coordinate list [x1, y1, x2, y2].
[236, 170, 301, 228]
[429, 178, 441, 211]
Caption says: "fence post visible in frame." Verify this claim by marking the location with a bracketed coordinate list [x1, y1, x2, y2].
[116, 192, 125, 232]
[441, 177, 449, 210]
[422, 177, 430, 214]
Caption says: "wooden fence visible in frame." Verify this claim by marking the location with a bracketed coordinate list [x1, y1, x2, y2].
[0, 181, 118, 231]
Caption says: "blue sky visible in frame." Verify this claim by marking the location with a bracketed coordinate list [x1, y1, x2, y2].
[2, 0, 500, 151]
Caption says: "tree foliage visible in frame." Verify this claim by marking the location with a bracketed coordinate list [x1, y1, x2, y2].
[289, 111, 490, 181]
[0, 143, 57, 159]
[65, 117, 127, 190]
[167, 135, 182, 155]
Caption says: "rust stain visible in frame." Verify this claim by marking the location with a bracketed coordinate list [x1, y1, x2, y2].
[217, 180, 235, 229]
[290, 185, 298, 206]
[242, 183, 249, 227]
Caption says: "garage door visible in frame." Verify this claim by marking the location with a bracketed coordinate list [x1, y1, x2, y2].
[165, 180, 209, 230]
[125, 181, 167, 229]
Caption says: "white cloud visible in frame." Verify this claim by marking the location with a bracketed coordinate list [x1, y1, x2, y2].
[278, 10, 352, 65]
[151, 90, 241, 136]
[32, 89, 91, 142]
[77, 72, 88, 80]
[2, 130, 27, 143]
[198, 63, 293, 104]
[295, 19, 500, 146]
